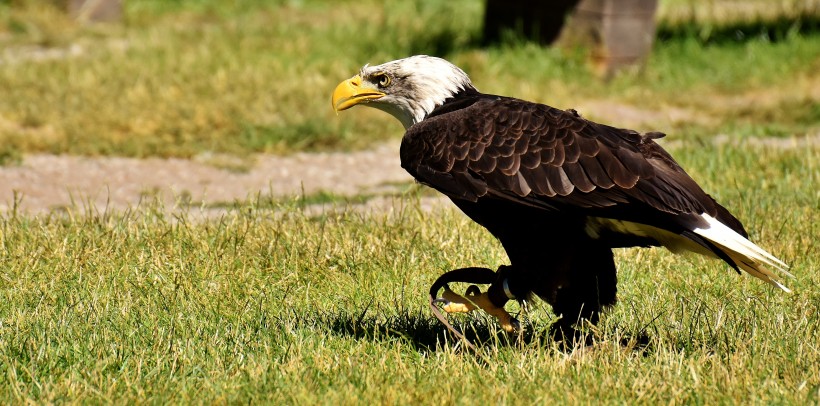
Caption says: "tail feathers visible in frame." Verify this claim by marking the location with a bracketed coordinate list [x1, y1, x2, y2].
[693, 213, 792, 292]
[712, 199, 749, 238]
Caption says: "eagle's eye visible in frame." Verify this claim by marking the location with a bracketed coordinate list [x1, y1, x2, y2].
[374, 73, 391, 88]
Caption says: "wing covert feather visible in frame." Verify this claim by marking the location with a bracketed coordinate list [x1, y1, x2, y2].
[400, 95, 717, 217]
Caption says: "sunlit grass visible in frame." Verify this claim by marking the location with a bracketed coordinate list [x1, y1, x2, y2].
[0, 0, 817, 158]
[0, 142, 818, 403]
[0, 1, 819, 402]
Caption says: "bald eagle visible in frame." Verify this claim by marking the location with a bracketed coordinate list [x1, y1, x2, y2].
[332, 55, 790, 342]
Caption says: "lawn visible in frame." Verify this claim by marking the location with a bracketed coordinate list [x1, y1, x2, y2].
[1, 0, 819, 403]
[0, 0, 817, 158]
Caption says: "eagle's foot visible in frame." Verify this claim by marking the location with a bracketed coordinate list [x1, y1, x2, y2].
[435, 285, 520, 333]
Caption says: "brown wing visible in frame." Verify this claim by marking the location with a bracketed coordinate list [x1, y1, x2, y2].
[400, 96, 736, 230]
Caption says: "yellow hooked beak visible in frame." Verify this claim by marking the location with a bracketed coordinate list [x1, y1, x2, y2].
[332, 75, 386, 112]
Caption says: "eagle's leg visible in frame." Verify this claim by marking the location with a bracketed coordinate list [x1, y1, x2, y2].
[490, 244, 617, 346]
[543, 245, 618, 345]
[429, 266, 520, 333]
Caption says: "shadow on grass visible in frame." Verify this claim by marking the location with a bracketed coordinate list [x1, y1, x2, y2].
[412, 6, 820, 54]
[298, 307, 655, 355]
[323, 309, 513, 352]
[657, 12, 820, 45]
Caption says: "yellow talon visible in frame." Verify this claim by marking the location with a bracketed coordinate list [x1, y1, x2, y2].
[441, 289, 476, 313]
[439, 286, 519, 333]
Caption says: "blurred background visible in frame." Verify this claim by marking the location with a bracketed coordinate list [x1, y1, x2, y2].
[0, 0, 817, 164]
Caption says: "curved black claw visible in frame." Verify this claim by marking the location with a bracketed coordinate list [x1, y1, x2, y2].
[508, 316, 522, 333]
[428, 267, 496, 301]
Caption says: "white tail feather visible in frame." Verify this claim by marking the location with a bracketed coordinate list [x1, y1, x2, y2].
[693, 214, 792, 292]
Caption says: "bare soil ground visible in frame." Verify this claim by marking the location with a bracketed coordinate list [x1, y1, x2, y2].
[0, 141, 418, 216]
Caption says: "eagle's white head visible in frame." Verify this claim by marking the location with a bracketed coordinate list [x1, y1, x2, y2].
[332, 55, 475, 129]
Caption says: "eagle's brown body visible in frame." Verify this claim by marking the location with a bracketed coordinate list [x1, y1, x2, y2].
[400, 89, 748, 331]
[332, 55, 789, 341]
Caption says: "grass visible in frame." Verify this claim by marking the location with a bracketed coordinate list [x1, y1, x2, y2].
[0, 0, 817, 158]
[1, 142, 819, 403]
[1, 0, 819, 403]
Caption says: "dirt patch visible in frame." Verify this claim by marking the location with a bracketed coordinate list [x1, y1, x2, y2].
[0, 141, 417, 215]
[2, 133, 818, 217]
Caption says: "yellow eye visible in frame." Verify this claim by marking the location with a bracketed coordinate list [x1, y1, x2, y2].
[375, 73, 390, 88]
